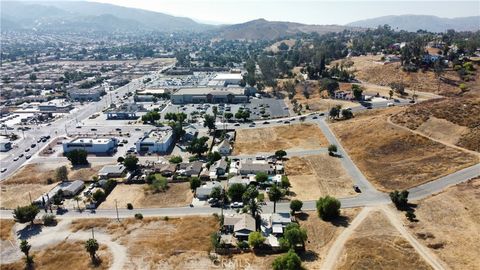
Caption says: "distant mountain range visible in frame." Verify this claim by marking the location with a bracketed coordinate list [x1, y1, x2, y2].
[1, 2, 478, 38]
[348, 15, 480, 32]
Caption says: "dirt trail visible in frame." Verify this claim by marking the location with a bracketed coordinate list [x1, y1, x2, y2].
[4, 220, 127, 269]
[380, 205, 449, 270]
[321, 207, 373, 269]
[387, 116, 480, 157]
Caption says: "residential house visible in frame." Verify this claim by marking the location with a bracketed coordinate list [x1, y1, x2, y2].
[223, 214, 256, 240]
[212, 140, 232, 156]
[178, 161, 203, 177]
[98, 164, 126, 179]
[210, 159, 228, 179]
[196, 181, 222, 200]
[238, 160, 273, 175]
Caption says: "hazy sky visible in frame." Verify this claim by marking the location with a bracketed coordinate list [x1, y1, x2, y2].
[92, 0, 480, 25]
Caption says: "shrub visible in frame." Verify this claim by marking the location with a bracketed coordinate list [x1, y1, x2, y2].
[316, 195, 341, 220]
[290, 199, 303, 214]
[42, 214, 56, 226]
[272, 249, 302, 270]
[13, 205, 40, 224]
[126, 203, 133, 210]
[390, 190, 409, 209]
[169, 156, 183, 164]
[237, 241, 249, 249]
[248, 231, 266, 249]
[328, 144, 337, 156]
[134, 213, 143, 219]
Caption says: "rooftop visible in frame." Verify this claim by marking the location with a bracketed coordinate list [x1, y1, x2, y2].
[173, 87, 245, 96]
[69, 137, 115, 145]
[139, 127, 173, 144]
[213, 73, 243, 81]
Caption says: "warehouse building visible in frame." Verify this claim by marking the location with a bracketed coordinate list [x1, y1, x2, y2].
[171, 87, 248, 104]
[105, 103, 146, 120]
[63, 137, 118, 154]
[207, 73, 243, 87]
[67, 88, 105, 101]
[135, 127, 173, 154]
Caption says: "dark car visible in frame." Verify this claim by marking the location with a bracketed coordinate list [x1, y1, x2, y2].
[312, 116, 318, 119]
[25, 148, 30, 152]
[31, 143, 36, 148]
[91, 128, 97, 131]
[353, 185, 361, 193]
[115, 128, 122, 131]
[25, 155, 31, 159]
[263, 121, 270, 125]
[234, 123, 240, 126]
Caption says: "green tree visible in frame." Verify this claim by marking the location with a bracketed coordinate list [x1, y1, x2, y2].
[280, 223, 308, 250]
[142, 111, 160, 124]
[248, 231, 265, 249]
[272, 249, 302, 270]
[275, 150, 287, 160]
[242, 186, 259, 204]
[329, 105, 341, 119]
[207, 151, 222, 163]
[92, 189, 105, 202]
[268, 185, 283, 213]
[169, 156, 183, 164]
[389, 90, 394, 99]
[247, 199, 262, 219]
[341, 109, 353, 119]
[210, 186, 222, 200]
[189, 177, 201, 191]
[328, 144, 338, 156]
[316, 195, 341, 220]
[281, 175, 291, 190]
[13, 205, 40, 225]
[20, 240, 34, 268]
[320, 78, 339, 96]
[123, 155, 138, 171]
[65, 149, 88, 166]
[255, 172, 268, 183]
[55, 165, 68, 182]
[228, 183, 246, 202]
[352, 84, 364, 100]
[390, 82, 406, 95]
[203, 114, 216, 131]
[85, 238, 99, 264]
[186, 136, 209, 156]
[390, 190, 409, 209]
[29, 73, 37, 82]
[290, 199, 303, 214]
[406, 210, 416, 222]
[224, 112, 233, 121]
[150, 177, 168, 193]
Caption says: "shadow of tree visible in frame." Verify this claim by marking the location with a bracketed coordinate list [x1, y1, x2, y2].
[330, 215, 350, 227]
[296, 212, 310, 221]
[17, 224, 43, 240]
[300, 250, 319, 262]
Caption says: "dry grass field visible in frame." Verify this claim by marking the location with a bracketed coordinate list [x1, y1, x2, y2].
[0, 183, 57, 209]
[0, 241, 111, 270]
[405, 178, 480, 270]
[70, 216, 218, 269]
[331, 108, 478, 191]
[299, 209, 361, 269]
[335, 210, 431, 270]
[344, 55, 464, 96]
[98, 182, 193, 209]
[265, 39, 297, 53]
[391, 97, 480, 152]
[233, 123, 329, 155]
[0, 220, 15, 241]
[285, 154, 356, 200]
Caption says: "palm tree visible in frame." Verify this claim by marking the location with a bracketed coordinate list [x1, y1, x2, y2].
[73, 196, 81, 211]
[247, 199, 262, 219]
[268, 185, 283, 213]
[85, 238, 99, 264]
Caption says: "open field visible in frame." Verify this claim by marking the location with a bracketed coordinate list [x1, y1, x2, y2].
[285, 154, 356, 200]
[299, 208, 361, 269]
[70, 216, 218, 269]
[1, 240, 111, 270]
[233, 123, 329, 155]
[0, 183, 57, 209]
[343, 55, 465, 96]
[331, 108, 478, 191]
[391, 97, 480, 152]
[336, 210, 431, 270]
[98, 182, 193, 209]
[0, 220, 15, 241]
[404, 178, 480, 270]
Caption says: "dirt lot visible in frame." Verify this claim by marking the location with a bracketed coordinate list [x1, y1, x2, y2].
[404, 178, 480, 270]
[70, 216, 218, 269]
[336, 210, 431, 270]
[330, 108, 478, 191]
[0, 183, 57, 209]
[391, 97, 480, 152]
[99, 182, 193, 209]
[343, 55, 464, 97]
[233, 123, 329, 155]
[285, 154, 356, 200]
[299, 209, 361, 269]
[1, 240, 111, 270]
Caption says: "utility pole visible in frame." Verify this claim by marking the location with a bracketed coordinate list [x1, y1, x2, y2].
[28, 192, 32, 204]
[114, 199, 119, 222]
[91, 227, 95, 239]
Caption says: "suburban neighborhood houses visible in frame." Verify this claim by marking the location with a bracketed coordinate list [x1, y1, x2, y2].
[1, 1, 480, 269]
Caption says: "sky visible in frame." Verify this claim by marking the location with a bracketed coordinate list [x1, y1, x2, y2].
[91, 0, 480, 25]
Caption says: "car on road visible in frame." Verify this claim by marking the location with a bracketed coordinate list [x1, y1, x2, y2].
[353, 185, 361, 193]
[230, 202, 243, 208]
[19, 154, 24, 158]
[387, 102, 394, 107]
[37, 138, 42, 143]
[263, 121, 270, 125]
[248, 123, 256, 127]
[319, 113, 325, 116]
[135, 128, 141, 131]
[31, 143, 36, 148]
[76, 126, 81, 129]
[312, 116, 318, 119]
[234, 123, 240, 126]
[91, 128, 97, 131]
[13, 157, 19, 161]
[115, 128, 122, 131]
[25, 148, 30, 152]
[1, 168, 7, 173]
[284, 121, 290, 124]
[25, 155, 31, 159]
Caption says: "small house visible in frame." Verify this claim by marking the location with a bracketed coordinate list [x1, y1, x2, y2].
[196, 181, 222, 200]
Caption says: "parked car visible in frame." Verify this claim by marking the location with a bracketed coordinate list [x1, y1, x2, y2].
[13, 157, 19, 161]
[263, 121, 270, 125]
[91, 128, 97, 131]
[1, 168, 7, 173]
[234, 123, 240, 126]
[25, 155, 31, 159]
[230, 202, 243, 208]
[25, 148, 30, 152]
[353, 185, 361, 193]
[284, 121, 290, 124]
[19, 154, 24, 158]
[249, 123, 256, 127]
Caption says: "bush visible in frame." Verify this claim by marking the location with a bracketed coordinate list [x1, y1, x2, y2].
[150, 177, 168, 193]
[92, 189, 106, 203]
[272, 249, 302, 270]
[126, 203, 133, 210]
[117, 156, 125, 163]
[65, 149, 88, 166]
[316, 195, 341, 220]
[42, 214, 56, 226]
[13, 205, 40, 224]
[328, 144, 337, 156]
[248, 231, 266, 249]
[169, 156, 183, 164]
[237, 241, 250, 249]
[189, 177, 201, 191]
[390, 190, 409, 209]
[134, 213, 143, 220]
[290, 199, 303, 214]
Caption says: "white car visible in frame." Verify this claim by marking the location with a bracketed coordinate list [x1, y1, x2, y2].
[230, 202, 243, 208]
[387, 102, 395, 107]
[1, 168, 7, 173]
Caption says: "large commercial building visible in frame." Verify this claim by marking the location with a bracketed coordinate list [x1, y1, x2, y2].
[207, 73, 243, 87]
[0, 137, 12, 152]
[67, 88, 105, 101]
[171, 87, 248, 104]
[63, 137, 118, 154]
[135, 127, 174, 153]
[105, 103, 146, 120]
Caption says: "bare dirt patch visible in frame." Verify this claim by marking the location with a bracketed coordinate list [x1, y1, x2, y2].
[336, 210, 432, 270]
[0, 183, 57, 209]
[2, 163, 60, 185]
[233, 123, 329, 155]
[391, 97, 480, 152]
[331, 108, 478, 191]
[299, 209, 361, 269]
[98, 182, 193, 209]
[70, 216, 218, 269]
[0, 240, 111, 270]
[405, 178, 480, 270]
[285, 154, 356, 200]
